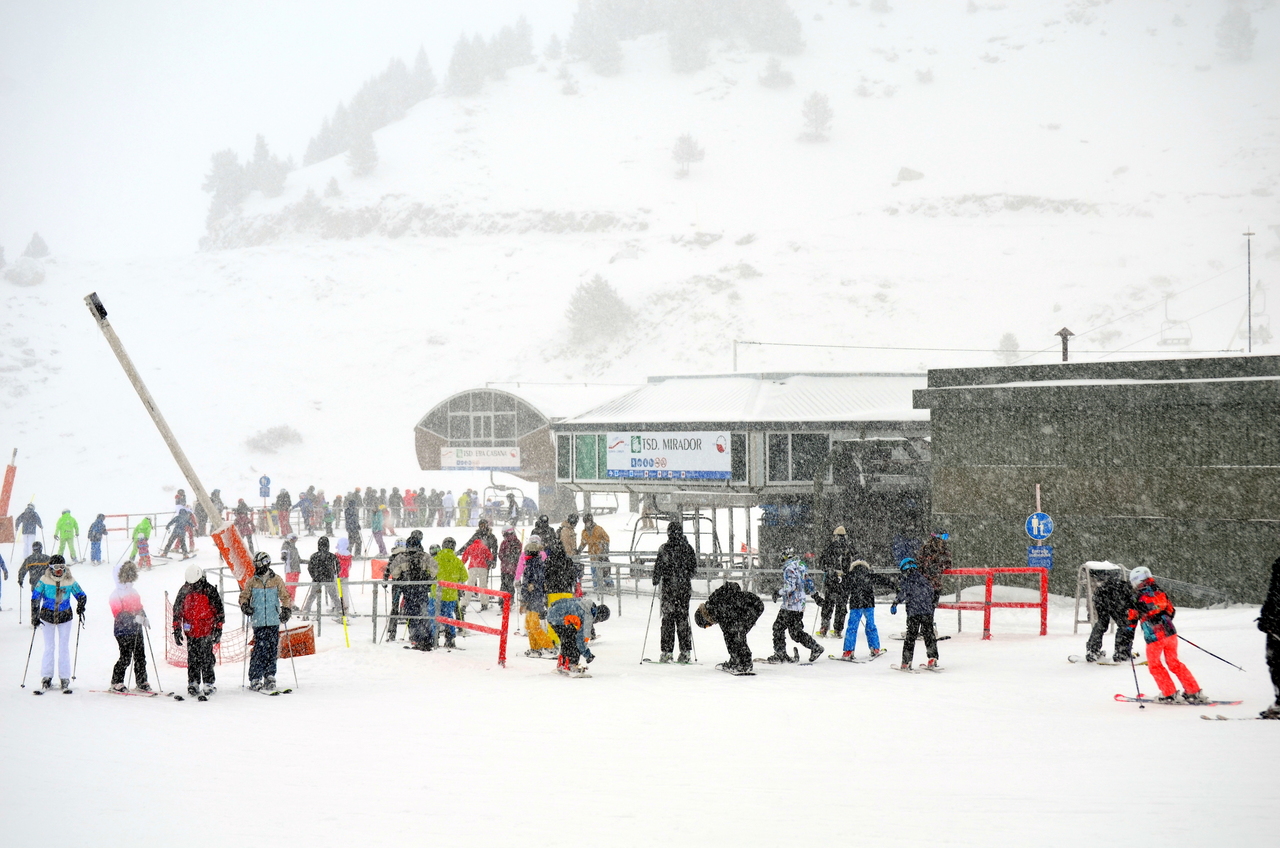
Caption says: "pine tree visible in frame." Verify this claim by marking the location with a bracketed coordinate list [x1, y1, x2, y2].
[0, 245, 6, 270]
[325, 176, 342, 198]
[672, 133, 705, 177]
[412, 46, 438, 101]
[447, 34, 486, 95]
[513, 16, 536, 65]
[545, 33, 563, 60]
[22, 233, 49, 259]
[801, 91, 833, 140]
[568, 1, 623, 76]
[565, 275, 634, 346]
[738, 0, 804, 55]
[995, 333, 1020, 366]
[759, 56, 794, 88]
[249, 134, 290, 197]
[202, 148, 248, 225]
[347, 130, 378, 177]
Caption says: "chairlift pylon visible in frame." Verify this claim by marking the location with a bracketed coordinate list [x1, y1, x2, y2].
[1158, 295, 1192, 347]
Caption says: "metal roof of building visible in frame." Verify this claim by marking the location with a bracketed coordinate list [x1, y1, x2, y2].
[560, 373, 929, 426]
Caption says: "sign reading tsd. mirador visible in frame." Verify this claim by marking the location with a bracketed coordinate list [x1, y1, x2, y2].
[606, 432, 731, 479]
[441, 447, 521, 471]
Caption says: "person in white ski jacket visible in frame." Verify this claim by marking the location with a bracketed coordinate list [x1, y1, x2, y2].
[768, 551, 822, 663]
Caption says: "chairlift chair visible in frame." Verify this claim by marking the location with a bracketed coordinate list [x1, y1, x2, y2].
[1158, 296, 1192, 346]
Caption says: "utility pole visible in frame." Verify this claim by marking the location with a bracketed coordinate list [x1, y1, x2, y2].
[732, 339, 738, 373]
[1245, 228, 1255, 353]
[1056, 327, 1075, 362]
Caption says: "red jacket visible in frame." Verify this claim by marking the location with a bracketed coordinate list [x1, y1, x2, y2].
[461, 538, 494, 570]
[1128, 579, 1176, 644]
[173, 578, 225, 639]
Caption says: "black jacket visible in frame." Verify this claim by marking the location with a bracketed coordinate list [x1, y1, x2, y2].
[308, 538, 338, 582]
[1093, 574, 1136, 619]
[544, 541, 579, 595]
[654, 527, 698, 598]
[18, 551, 51, 587]
[846, 563, 889, 609]
[818, 536, 857, 591]
[705, 582, 763, 631]
[1259, 556, 1280, 636]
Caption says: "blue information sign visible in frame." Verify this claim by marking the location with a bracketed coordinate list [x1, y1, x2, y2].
[259, 476, 271, 487]
[1025, 512, 1054, 540]
[1028, 545, 1053, 569]
[259, 486, 271, 498]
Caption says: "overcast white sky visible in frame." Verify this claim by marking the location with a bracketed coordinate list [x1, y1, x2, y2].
[0, 1, 572, 260]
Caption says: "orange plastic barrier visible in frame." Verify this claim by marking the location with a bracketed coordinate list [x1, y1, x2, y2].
[279, 624, 315, 658]
[370, 558, 388, 580]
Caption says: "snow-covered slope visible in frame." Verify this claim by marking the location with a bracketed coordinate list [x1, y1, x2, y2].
[2, 0, 1277, 517]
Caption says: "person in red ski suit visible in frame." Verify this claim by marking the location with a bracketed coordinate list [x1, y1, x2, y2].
[1127, 566, 1207, 705]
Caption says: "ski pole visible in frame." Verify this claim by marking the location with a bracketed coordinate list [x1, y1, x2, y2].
[1178, 634, 1245, 671]
[241, 616, 248, 691]
[72, 615, 83, 680]
[639, 582, 657, 663]
[284, 619, 299, 690]
[1129, 653, 1145, 709]
[19, 623, 36, 687]
[142, 620, 165, 694]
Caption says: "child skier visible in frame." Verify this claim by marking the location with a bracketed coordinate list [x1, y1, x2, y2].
[31, 555, 87, 692]
[434, 538, 468, 649]
[1126, 566, 1208, 704]
[520, 538, 555, 657]
[172, 563, 225, 697]
[842, 559, 887, 660]
[108, 561, 150, 692]
[768, 548, 824, 664]
[498, 526, 521, 600]
[546, 595, 609, 676]
[88, 514, 108, 566]
[892, 558, 940, 670]
[239, 552, 294, 691]
[695, 581, 764, 674]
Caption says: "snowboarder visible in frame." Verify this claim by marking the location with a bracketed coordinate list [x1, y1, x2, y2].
[891, 557, 940, 670]
[15, 503, 42, 558]
[1258, 555, 1280, 719]
[172, 563, 224, 697]
[695, 581, 764, 674]
[17, 541, 51, 592]
[498, 526, 521, 600]
[54, 509, 79, 561]
[769, 548, 823, 664]
[816, 526, 855, 637]
[547, 595, 609, 676]
[653, 521, 698, 663]
[842, 559, 887, 660]
[434, 538, 468, 649]
[1084, 564, 1137, 663]
[520, 538, 555, 656]
[579, 513, 612, 589]
[108, 561, 150, 692]
[301, 536, 342, 621]
[87, 514, 108, 565]
[1126, 566, 1208, 705]
[239, 551, 294, 691]
[31, 555, 86, 692]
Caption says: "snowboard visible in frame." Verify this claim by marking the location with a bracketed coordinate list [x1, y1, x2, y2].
[1200, 714, 1269, 721]
[892, 664, 920, 674]
[1068, 654, 1145, 665]
[1114, 693, 1241, 706]
[917, 663, 945, 672]
[715, 663, 756, 676]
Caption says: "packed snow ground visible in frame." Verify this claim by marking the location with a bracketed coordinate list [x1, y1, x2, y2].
[3, 516, 1278, 847]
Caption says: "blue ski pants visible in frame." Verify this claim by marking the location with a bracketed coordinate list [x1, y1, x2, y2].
[843, 607, 880, 653]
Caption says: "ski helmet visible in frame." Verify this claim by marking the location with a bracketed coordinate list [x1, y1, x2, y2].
[441, 537, 456, 550]
[253, 551, 271, 571]
[593, 603, 610, 623]
[1128, 566, 1153, 587]
[185, 564, 202, 584]
[428, 544, 441, 556]
[48, 555, 66, 575]
[899, 558, 918, 571]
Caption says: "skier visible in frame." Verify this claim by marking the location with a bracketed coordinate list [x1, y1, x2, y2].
[1126, 566, 1208, 705]
[918, 531, 952, 603]
[389, 487, 403, 526]
[301, 536, 341, 621]
[558, 513, 580, 561]
[695, 581, 764, 675]
[0, 551, 7, 609]
[161, 506, 193, 558]
[460, 518, 497, 611]
[281, 534, 303, 602]
[233, 501, 255, 554]
[17, 541, 51, 593]
[192, 499, 208, 537]
[891, 558, 940, 670]
[54, 509, 79, 561]
[343, 494, 361, 557]
[546, 595, 609, 676]
[209, 489, 227, 517]
[388, 531, 433, 650]
[653, 521, 698, 663]
[543, 528, 580, 633]
[816, 526, 855, 637]
[107, 561, 150, 692]
[456, 489, 471, 527]
[842, 559, 888, 660]
[320, 492, 334, 537]
[87, 514, 108, 566]
[428, 489, 443, 526]
[520, 538, 555, 657]
[274, 489, 294, 537]
[768, 548, 824, 664]
[31, 555, 86, 693]
[335, 536, 354, 612]
[239, 551, 294, 691]
[505, 492, 518, 525]
[129, 515, 153, 558]
[434, 538, 468, 649]
[16, 503, 42, 557]
[578, 513, 612, 589]
[172, 563, 224, 697]
[134, 530, 153, 571]
[1084, 564, 1137, 663]
[498, 526, 521, 600]
[370, 504, 388, 556]
[1258, 554, 1280, 719]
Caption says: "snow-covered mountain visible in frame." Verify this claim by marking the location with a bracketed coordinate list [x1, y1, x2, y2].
[2, 0, 1277, 518]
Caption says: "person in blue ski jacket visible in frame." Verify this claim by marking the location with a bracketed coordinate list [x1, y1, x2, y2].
[87, 514, 108, 565]
[546, 595, 609, 676]
[16, 504, 42, 558]
[238, 552, 294, 691]
[768, 550, 823, 664]
[892, 558, 940, 669]
[31, 555, 87, 692]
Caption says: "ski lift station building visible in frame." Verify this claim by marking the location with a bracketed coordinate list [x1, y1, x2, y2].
[416, 356, 1280, 600]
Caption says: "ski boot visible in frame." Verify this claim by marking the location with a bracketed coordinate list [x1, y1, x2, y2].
[1181, 690, 1209, 705]
[444, 637, 457, 649]
[1259, 703, 1280, 720]
[815, 627, 828, 638]
[924, 658, 939, 670]
[1154, 693, 1180, 705]
[110, 682, 128, 693]
[677, 651, 691, 664]
[40, 677, 52, 692]
[248, 679, 263, 692]
[189, 684, 202, 696]
[202, 684, 217, 697]
[264, 676, 277, 691]
[1112, 654, 1133, 663]
[60, 679, 71, 693]
[869, 648, 887, 659]
[556, 655, 572, 675]
[765, 651, 794, 664]
[1085, 651, 1103, 663]
[658, 652, 673, 664]
[808, 645, 824, 663]
[137, 683, 153, 693]
[841, 650, 853, 659]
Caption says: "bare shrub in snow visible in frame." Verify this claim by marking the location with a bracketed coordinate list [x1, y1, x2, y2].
[4, 257, 44, 287]
[325, 177, 342, 198]
[1216, 5, 1257, 61]
[672, 133, 705, 177]
[346, 131, 378, 177]
[759, 56, 795, 88]
[565, 275, 634, 347]
[916, 68, 933, 83]
[245, 425, 303, 455]
[994, 333, 1020, 365]
[800, 91, 833, 141]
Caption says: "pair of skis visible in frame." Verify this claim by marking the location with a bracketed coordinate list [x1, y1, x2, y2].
[1113, 693, 1241, 706]
[828, 651, 889, 664]
[892, 663, 945, 674]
